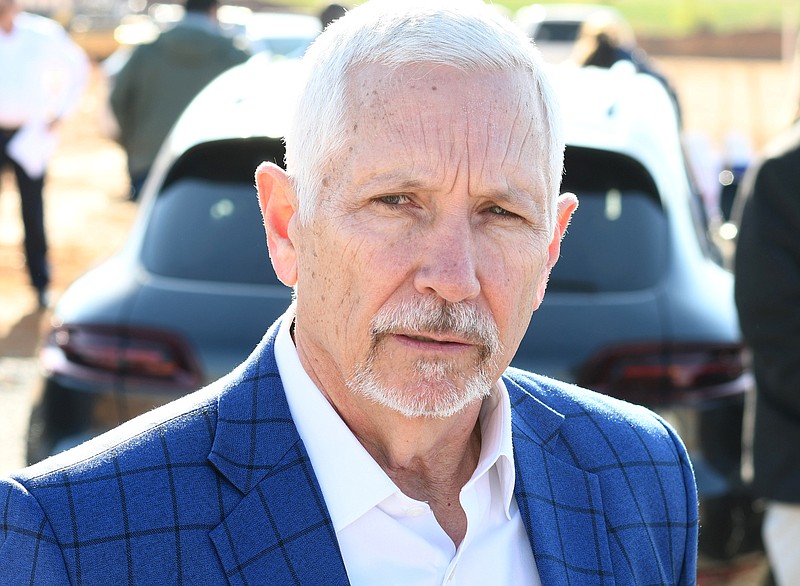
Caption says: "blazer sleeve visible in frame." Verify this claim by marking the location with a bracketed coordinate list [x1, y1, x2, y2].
[0, 477, 71, 585]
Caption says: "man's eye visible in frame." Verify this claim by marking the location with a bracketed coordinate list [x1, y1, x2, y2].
[377, 194, 410, 205]
[487, 205, 515, 217]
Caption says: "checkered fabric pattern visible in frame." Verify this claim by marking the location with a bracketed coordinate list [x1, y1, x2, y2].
[0, 318, 698, 585]
[507, 370, 698, 584]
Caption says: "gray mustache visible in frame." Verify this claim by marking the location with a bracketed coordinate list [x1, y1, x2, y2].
[370, 298, 503, 359]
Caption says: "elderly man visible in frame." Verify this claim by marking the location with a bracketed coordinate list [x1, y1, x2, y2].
[0, 1, 698, 584]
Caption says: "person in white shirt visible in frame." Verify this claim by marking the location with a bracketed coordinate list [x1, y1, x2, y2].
[0, 2, 698, 584]
[0, 0, 88, 308]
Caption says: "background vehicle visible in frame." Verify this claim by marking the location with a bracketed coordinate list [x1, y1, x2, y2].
[29, 57, 763, 575]
[103, 6, 320, 81]
[515, 3, 635, 63]
[238, 10, 321, 58]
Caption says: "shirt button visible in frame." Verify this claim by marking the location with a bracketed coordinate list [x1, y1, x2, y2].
[406, 505, 427, 517]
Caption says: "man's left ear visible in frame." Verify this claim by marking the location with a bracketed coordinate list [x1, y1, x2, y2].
[534, 192, 579, 307]
[256, 162, 298, 287]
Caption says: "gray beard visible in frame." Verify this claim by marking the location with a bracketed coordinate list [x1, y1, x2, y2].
[345, 298, 503, 418]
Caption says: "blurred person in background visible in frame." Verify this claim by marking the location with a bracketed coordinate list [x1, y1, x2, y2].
[733, 51, 800, 585]
[571, 14, 682, 126]
[718, 131, 753, 223]
[0, 0, 89, 309]
[319, 3, 346, 30]
[109, 0, 248, 201]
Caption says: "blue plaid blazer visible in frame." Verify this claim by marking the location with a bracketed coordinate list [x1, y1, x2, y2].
[1, 319, 698, 585]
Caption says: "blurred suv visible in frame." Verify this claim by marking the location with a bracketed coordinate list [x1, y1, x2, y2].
[514, 3, 635, 64]
[29, 57, 762, 575]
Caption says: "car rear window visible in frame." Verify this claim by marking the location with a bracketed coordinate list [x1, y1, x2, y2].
[534, 21, 581, 42]
[142, 143, 666, 291]
[141, 178, 280, 285]
[549, 147, 668, 292]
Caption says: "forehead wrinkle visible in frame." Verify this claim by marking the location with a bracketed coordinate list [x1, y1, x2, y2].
[503, 94, 535, 171]
[505, 97, 551, 215]
[348, 65, 546, 206]
[463, 89, 524, 202]
[478, 88, 551, 218]
[403, 97, 465, 194]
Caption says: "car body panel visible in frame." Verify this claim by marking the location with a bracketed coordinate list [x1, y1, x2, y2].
[126, 280, 289, 381]
[518, 290, 664, 380]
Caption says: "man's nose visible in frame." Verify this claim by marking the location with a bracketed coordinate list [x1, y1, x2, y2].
[412, 215, 481, 303]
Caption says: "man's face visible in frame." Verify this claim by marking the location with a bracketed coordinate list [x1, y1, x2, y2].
[289, 64, 572, 418]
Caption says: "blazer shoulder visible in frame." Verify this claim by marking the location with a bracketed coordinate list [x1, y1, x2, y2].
[0, 330, 285, 585]
[16, 384, 220, 489]
[506, 369, 668, 430]
[504, 368, 692, 468]
[1, 385, 227, 584]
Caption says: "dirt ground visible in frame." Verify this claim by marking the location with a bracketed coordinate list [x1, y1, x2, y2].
[0, 55, 791, 584]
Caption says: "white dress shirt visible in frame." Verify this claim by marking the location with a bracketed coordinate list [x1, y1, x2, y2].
[0, 12, 89, 175]
[275, 312, 541, 585]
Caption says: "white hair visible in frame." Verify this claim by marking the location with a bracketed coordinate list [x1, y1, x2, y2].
[285, 0, 565, 224]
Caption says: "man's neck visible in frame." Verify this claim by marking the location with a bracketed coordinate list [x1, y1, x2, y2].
[329, 389, 484, 546]
[291, 317, 488, 545]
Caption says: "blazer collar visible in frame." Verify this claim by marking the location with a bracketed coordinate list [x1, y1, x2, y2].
[208, 319, 298, 493]
[208, 319, 350, 584]
[506, 376, 615, 585]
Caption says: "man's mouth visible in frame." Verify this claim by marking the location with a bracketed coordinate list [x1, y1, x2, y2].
[407, 334, 441, 343]
[397, 333, 473, 346]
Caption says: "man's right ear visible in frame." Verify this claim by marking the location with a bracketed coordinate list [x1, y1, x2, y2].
[255, 162, 298, 287]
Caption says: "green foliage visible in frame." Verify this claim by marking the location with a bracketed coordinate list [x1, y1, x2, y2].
[495, 0, 785, 37]
[257, 0, 788, 38]
[252, 0, 324, 13]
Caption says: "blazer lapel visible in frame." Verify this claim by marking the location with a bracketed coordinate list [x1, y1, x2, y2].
[508, 378, 616, 586]
[207, 324, 350, 585]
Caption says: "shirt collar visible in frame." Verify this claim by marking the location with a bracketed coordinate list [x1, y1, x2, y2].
[274, 308, 517, 528]
[275, 309, 396, 531]
[474, 375, 516, 520]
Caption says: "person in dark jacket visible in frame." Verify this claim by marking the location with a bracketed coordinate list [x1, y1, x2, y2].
[109, 0, 248, 200]
[733, 116, 800, 585]
[319, 3, 346, 29]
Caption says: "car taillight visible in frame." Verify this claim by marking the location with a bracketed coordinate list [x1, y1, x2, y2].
[42, 324, 203, 390]
[577, 342, 751, 405]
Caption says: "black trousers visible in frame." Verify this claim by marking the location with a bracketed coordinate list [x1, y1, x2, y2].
[0, 128, 49, 291]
